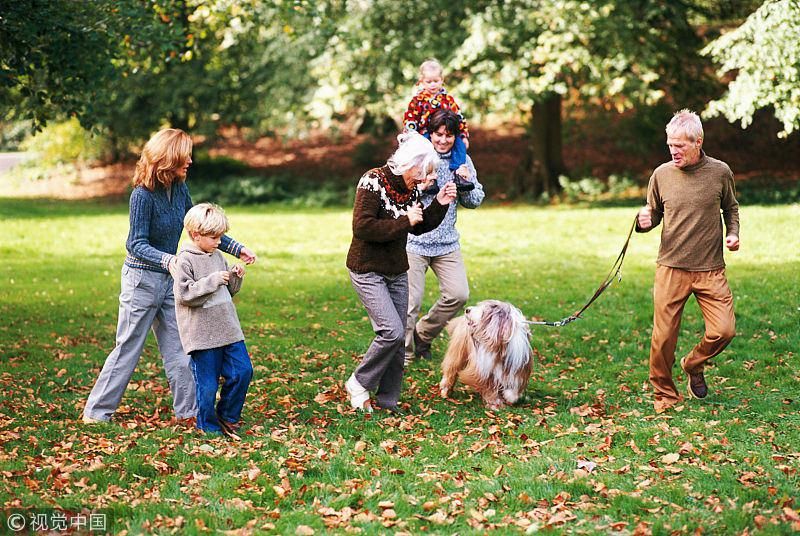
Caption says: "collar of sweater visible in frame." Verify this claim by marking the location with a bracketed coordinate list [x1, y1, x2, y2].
[380, 165, 414, 196]
[179, 242, 215, 256]
[678, 151, 708, 173]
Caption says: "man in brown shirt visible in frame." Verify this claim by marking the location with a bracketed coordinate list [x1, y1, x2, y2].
[636, 109, 740, 413]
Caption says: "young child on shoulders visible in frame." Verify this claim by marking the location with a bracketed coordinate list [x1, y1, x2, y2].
[173, 202, 253, 439]
[403, 58, 473, 192]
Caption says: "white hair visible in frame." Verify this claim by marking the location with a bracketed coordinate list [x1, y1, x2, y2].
[386, 131, 439, 176]
[666, 109, 704, 142]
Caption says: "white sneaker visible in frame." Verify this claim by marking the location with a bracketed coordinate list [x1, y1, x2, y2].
[82, 415, 106, 424]
[345, 373, 372, 413]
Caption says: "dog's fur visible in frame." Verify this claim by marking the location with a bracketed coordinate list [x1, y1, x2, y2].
[439, 300, 532, 409]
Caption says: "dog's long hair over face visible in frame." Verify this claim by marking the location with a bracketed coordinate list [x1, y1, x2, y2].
[440, 300, 532, 409]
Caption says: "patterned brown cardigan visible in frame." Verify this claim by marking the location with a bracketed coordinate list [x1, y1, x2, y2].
[346, 165, 449, 275]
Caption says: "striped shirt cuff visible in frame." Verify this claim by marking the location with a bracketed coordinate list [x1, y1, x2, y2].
[161, 254, 175, 271]
[222, 239, 243, 259]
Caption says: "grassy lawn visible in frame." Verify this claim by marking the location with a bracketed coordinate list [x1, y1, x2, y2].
[0, 197, 798, 534]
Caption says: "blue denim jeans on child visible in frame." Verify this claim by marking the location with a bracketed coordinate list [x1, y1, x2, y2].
[189, 340, 253, 433]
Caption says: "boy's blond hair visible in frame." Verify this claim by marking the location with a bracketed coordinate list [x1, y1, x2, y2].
[132, 128, 193, 191]
[184, 202, 230, 237]
[418, 58, 443, 80]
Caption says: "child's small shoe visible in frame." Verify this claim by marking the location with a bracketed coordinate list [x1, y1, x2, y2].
[454, 177, 475, 192]
[218, 419, 242, 441]
[345, 373, 373, 413]
[421, 183, 439, 196]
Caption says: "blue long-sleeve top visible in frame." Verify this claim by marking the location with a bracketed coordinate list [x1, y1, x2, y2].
[124, 182, 243, 273]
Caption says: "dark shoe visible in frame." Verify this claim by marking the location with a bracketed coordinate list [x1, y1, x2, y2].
[680, 356, 708, 399]
[413, 328, 432, 360]
[454, 177, 475, 192]
[218, 416, 243, 440]
[421, 183, 439, 196]
[380, 405, 407, 416]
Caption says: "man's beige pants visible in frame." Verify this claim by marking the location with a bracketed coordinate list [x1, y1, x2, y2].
[650, 265, 736, 411]
[405, 250, 469, 360]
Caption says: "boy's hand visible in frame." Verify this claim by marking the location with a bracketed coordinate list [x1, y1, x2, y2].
[217, 270, 231, 285]
[231, 264, 246, 277]
[455, 165, 470, 180]
[462, 135, 470, 150]
[725, 234, 740, 251]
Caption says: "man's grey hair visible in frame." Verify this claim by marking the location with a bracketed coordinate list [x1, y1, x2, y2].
[387, 131, 439, 177]
[666, 109, 704, 142]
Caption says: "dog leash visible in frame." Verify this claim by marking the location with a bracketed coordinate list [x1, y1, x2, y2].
[525, 216, 638, 327]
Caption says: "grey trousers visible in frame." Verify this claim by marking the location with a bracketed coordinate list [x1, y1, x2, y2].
[404, 250, 470, 359]
[348, 270, 408, 408]
[83, 266, 197, 421]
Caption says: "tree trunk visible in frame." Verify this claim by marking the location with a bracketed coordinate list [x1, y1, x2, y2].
[517, 93, 567, 198]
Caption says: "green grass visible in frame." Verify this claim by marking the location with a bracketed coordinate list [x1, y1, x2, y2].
[1, 197, 798, 534]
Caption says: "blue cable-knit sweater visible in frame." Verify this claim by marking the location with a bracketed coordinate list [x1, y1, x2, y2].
[406, 153, 484, 257]
[125, 181, 242, 273]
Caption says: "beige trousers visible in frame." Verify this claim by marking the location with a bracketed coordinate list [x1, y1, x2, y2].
[405, 250, 470, 359]
[650, 265, 735, 411]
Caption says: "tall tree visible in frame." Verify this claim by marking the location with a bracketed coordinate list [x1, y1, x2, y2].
[0, 0, 187, 131]
[702, 0, 800, 138]
[451, 0, 708, 196]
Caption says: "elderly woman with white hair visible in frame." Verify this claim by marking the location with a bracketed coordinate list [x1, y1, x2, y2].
[345, 131, 457, 413]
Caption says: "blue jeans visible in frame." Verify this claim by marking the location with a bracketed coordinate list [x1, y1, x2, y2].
[189, 340, 253, 433]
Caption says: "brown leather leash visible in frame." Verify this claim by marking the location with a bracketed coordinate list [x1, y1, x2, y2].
[526, 216, 638, 327]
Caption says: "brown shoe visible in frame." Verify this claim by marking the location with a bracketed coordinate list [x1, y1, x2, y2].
[413, 328, 432, 360]
[680, 356, 708, 399]
[218, 419, 242, 441]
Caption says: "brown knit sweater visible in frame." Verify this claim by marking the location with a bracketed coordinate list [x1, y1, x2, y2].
[346, 165, 449, 275]
[637, 152, 740, 271]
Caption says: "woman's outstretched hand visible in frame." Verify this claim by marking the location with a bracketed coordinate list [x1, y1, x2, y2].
[239, 246, 257, 264]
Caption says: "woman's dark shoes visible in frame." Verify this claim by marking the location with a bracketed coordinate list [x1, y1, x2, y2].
[454, 177, 475, 192]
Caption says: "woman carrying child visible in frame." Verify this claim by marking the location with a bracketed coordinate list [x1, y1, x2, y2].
[404, 109, 485, 364]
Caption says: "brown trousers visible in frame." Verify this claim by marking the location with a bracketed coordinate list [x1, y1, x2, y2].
[650, 265, 735, 411]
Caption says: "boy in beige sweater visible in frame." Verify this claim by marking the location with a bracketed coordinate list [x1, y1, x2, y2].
[174, 203, 252, 437]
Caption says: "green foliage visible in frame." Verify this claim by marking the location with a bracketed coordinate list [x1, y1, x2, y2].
[735, 177, 800, 205]
[188, 152, 352, 207]
[20, 118, 111, 166]
[702, 0, 800, 137]
[0, 121, 32, 151]
[0, 200, 798, 532]
[558, 174, 638, 203]
[191, 173, 351, 207]
[0, 0, 183, 131]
